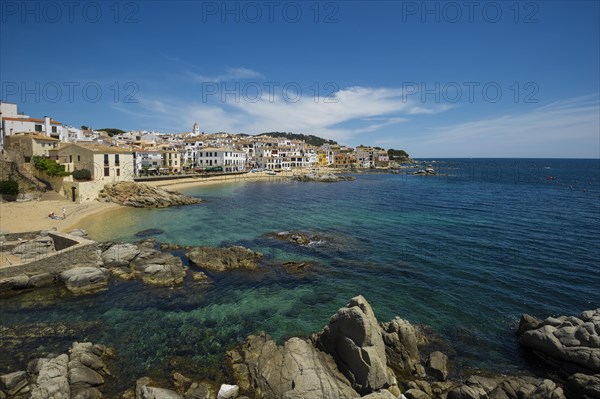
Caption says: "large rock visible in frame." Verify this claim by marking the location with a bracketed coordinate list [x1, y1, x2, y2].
[315, 295, 391, 395]
[291, 173, 355, 182]
[447, 375, 566, 399]
[29, 342, 112, 399]
[427, 351, 449, 381]
[518, 309, 600, 373]
[381, 317, 422, 377]
[227, 332, 359, 399]
[566, 373, 600, 399]
[187, 246, 263, 272]
[101, 243, 140, 267]
[59, 267, 109, 295]
[30, 354, 71, 399]
[99, 182, 201, 208]
[0, 371, 28, 396]
[140, 386, 182, 399]
[130, 244, 186, 286]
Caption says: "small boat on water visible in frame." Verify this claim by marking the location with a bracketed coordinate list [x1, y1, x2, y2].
[265, 170, 277, 176]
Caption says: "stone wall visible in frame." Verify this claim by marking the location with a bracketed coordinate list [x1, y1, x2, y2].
[0, 232, 99, 279]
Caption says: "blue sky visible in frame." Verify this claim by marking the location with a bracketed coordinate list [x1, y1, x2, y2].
[1, 0, 599, 157]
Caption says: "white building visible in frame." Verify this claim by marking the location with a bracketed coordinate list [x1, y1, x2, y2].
[196, 147, 247, 172]
[0, 102, 66, 148]
[134, 150, 163, 175]
[192, 122, 201, 136]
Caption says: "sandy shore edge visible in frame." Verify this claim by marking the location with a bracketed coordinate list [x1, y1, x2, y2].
[0, 168, 342, 234]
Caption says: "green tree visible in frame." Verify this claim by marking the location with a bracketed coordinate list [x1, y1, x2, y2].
[0, 179, 19, 196]
[72, 168, 92, 181]
[33, 156, 71, 177]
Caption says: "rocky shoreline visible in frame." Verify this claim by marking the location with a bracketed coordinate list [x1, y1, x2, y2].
[98, 182, 201, 208]
[1, 295, 598, 398]
[1, 230, 598, 398]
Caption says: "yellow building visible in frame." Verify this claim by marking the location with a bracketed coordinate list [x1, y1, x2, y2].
[5, 134, 60, 164]
[50, 143, 134, 182]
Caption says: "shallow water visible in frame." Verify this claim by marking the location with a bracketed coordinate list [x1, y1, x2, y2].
[1, 158, 599, 391]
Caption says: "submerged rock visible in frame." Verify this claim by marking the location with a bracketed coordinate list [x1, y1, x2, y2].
[135, 228, 165, 238]
[186, 246, 263, 272]
[99, 182, 201, 208]
[268, 231, 323, 246]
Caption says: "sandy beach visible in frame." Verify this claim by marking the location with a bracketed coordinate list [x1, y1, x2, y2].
[0, 168, 343, 234]
[0, 196, 120, 234]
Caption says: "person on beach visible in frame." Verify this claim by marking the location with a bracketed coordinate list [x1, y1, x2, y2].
[48, 211, 56, 219]
[62, 208, 66, 219]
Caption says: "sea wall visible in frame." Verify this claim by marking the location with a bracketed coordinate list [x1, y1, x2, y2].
[0, 232, 98, 280]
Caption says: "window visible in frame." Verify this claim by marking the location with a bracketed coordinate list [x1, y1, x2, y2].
[115, 154, 120, 166]
[104, 167, 110, 176]
[69, 155, 72, 163]
[77, 155, 80, 162]
[35, 124, 43, 132]
[116, 169, 120, 176]
[104, 154, 109, 165]
[52, 126, 57, 133]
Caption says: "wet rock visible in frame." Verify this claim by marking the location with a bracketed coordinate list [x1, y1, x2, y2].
[186, 246, 263, 272]
[427, 351, 449, 381]
[315, 295, 391, 395]
[280, 260, 318, 274]
[59, 267, 109, 295]
[0, 370, 28, 396]
[381, 317, 422, 377]
[99, 182, 201, 208]
[268, 231, 322, 246]
[228, 332, 359, 399]
[518, 309, 600, 373]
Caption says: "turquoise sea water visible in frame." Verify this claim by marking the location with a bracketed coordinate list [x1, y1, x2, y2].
[1, 159, 599, 391]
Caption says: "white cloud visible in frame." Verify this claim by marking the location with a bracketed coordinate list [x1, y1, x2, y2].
[112, 85, 449, 140]
[396, 94, 600, 158]
[186, 67, 265, 83]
